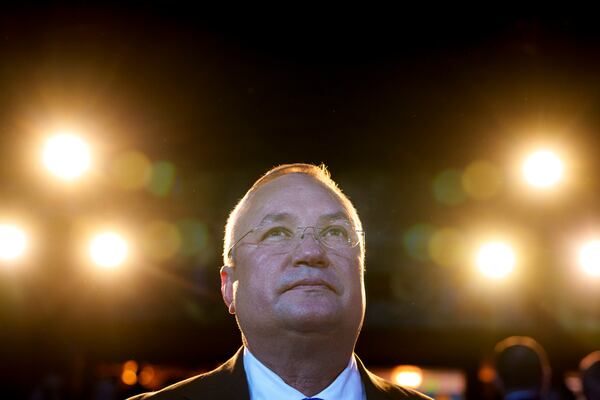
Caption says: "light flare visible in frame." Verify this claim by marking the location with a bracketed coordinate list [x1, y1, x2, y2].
[89, 232, 128, 268]
[0, 224, 27, 261]
[476, 241, 516, 279]
[578, 240, 600, 277]
[42, 133, 91, 180]
[522, 150, 563, 188]
[392, 365, 423, 388]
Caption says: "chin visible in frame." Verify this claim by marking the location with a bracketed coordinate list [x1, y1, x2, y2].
[279, 309, 343, 333]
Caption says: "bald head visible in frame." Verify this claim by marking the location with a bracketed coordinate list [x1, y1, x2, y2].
[223, 164, 364, 267]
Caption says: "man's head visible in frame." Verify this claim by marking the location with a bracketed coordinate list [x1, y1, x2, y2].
[493, 336, 551, 396]
[223, 163, 364, 267]
[580, 351, 600, 400]
[220, 164, 366, 347]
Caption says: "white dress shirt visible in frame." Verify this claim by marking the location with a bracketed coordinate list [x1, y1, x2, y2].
[243, 347, 366, 400]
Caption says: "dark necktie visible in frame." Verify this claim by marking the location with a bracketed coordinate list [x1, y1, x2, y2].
[302, 398, 324, 400]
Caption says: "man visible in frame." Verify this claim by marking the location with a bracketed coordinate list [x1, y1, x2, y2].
[580, 351, 600, 400]
[493, 336, 551, 400]
[129, 163, 431, 399]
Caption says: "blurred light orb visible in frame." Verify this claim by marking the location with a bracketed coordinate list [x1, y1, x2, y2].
[403, 223, 436, 262]
[0, 224, 27, 261]
[121, 369, 137, 385]
[111, 150, 152, 190]
[147, 161, 176, 197]
[476, 241, 515, 279]
[522, 150, 563, 188]
[428, 227, 466, 267]
[462, 160, 502, 200]
[123, 360, 138, 373]
[142, 220, 182, 262]
[139, 366, 156, 388]
[578, 240, 600, 277]
[478, 364, 496, 383]
[90, 232, 128, 268]
[43, 133, 91, 180]
[432, 169, 467, 206]
[177, 219, 209, 256]
[392, 365, 423, 388]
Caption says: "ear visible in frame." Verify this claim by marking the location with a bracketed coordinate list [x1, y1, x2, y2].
[220, 265, 237, 314]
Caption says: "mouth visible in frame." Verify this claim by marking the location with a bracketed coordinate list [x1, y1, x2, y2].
[285, 279, 336, 293]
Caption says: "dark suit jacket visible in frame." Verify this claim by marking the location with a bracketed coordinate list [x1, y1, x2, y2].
[127, 347, 432, 399]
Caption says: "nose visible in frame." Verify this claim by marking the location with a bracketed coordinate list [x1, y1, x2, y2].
[292, 228, 330, 268]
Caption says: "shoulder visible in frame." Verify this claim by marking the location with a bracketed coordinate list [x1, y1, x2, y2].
[126, 373, 207, 400]
[355, 355, 433, 400]
[126, 348, 248, 400]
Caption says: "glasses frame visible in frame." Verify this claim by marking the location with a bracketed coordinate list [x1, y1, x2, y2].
[227, 225, 365, 259]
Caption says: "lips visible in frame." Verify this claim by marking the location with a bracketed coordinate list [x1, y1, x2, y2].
[284, 278, 335, 293]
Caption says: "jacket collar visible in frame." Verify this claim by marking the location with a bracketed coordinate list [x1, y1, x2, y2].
[182, 347, 425, 400]
[227, 347, 390, 400]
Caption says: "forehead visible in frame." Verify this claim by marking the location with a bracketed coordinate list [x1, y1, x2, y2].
[238, 174, 354, 229]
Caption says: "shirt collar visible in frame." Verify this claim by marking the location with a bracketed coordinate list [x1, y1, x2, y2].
[243, 346, 365, 400]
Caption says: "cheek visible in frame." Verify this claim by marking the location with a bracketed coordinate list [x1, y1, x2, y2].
[334, 252, 363, 279]
[345, 267, 366, 310]
[235, 253, 283, 299]
[341, 262, 365, 304]
[351, 273, 366, 302]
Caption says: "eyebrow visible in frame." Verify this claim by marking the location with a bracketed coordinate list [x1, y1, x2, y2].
[258, 213, 294, 226]
[257, 211, 352, 226]
[318, 212, 352, 225]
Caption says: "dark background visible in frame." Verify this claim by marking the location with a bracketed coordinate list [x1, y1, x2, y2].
[0, 6, 599, 398]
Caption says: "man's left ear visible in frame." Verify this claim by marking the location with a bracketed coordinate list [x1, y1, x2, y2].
[220, 265, 236, 314]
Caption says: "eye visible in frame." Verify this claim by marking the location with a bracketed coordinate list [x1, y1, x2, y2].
[320, 225, 350, 242]
[260, 226, 293, 242]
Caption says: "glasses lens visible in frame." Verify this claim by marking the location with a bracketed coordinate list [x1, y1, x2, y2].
[257, 226, 294, 243]
[248, 225, 360, 253]
[319, 225, 358, 248]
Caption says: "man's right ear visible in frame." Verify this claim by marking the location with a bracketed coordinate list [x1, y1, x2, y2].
[220, 265, 236, 315]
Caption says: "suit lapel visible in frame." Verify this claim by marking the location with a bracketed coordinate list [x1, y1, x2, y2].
[183, 347, 250, 400]
[356, 354, 391, 400]
[356, 354, 433, 399]
[219, 347, 251, 400]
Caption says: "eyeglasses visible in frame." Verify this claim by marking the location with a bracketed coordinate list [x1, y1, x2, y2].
[227, 224, 364, 258]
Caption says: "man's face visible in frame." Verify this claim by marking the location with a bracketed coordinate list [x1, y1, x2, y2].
[221, 174, 365, 340]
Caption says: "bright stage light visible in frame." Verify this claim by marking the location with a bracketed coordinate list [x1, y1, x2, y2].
[578, 240, 600, 277]
[0, 224, 27, 261]
[43, 133, 91, 180]
[89, 232, 128, 268]
[476, 241, 515, 279]
[392, 365, 423, 388]
[522, 150, 563, 188]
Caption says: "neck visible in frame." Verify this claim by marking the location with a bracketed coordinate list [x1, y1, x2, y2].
[244, 332, 356, 396]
